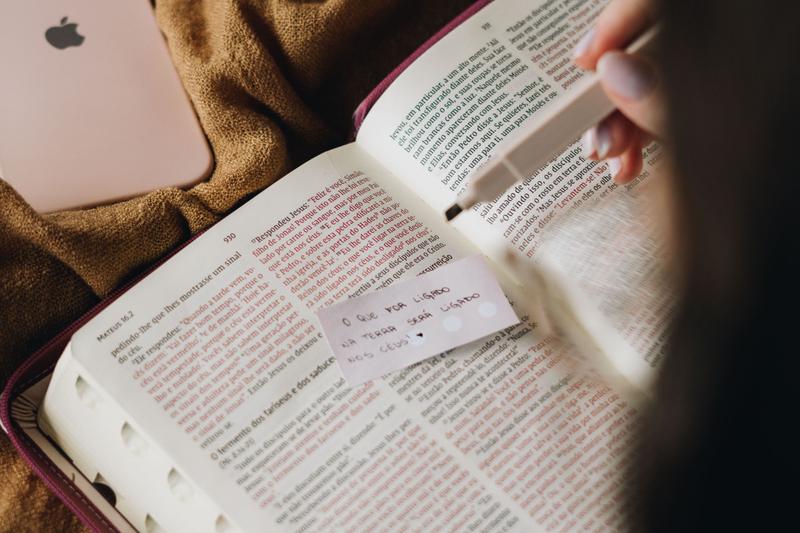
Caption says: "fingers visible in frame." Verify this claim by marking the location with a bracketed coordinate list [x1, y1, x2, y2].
[582, 114, 645, 185]
[607, 130, 644, 184]
[597, 51, 664, 137]
[573, 0, 653, 69]
[581, 112, 636, 160]
[571, 0, 660, 184]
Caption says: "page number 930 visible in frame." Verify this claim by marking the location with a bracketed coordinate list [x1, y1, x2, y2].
[223, 233, 236, 243]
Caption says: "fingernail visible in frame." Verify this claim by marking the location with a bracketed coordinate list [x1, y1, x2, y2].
[597, 52, 658, 100]
[608, 157, 622, 175]
[573, 28, 596, 59]
[581, 128, 596, 158]
[595, 122, 612, 159]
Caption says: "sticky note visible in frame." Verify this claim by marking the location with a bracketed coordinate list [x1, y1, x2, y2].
[316, 255, 519, 384]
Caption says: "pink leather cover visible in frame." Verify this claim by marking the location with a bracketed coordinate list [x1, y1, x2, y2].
[1, 2, 490, 530]
[1, 301, 120, 532]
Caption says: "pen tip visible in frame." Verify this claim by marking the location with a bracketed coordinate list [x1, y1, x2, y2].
[445, 204, 463, 222]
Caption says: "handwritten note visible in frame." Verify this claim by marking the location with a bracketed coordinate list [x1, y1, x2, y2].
[316, 255, 519, 384]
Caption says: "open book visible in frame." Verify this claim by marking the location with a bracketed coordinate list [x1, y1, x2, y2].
[37, 0, 672, 531]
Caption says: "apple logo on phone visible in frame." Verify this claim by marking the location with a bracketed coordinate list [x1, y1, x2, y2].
[45, 17, 84, 49]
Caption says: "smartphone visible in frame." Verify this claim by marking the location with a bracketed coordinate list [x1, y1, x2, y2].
[0, 1, 213, 212]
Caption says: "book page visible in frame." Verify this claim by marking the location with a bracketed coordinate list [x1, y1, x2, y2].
[357, 0, 673, 369]
[47, 142, 642, 532]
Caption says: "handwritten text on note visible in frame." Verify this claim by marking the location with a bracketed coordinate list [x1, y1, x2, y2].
[316, 255, 519, 384]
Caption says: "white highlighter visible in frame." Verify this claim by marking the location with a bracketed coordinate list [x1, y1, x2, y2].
[445, 27, 659, 221]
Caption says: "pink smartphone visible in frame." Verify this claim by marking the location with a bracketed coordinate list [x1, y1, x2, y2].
[0, 1, 213, 213]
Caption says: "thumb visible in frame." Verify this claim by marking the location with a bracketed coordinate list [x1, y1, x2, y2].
[597, 51, 665, 138]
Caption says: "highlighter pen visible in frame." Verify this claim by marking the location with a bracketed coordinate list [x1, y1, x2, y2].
[445, 27, 659, 222]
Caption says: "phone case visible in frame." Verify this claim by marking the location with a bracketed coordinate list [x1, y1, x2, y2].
[0, 0, 212, 212]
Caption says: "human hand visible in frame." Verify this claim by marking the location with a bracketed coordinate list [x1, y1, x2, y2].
[572, 0, 664, 183]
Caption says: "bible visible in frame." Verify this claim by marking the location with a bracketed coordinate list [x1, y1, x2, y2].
[6, 0, 673, 531]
